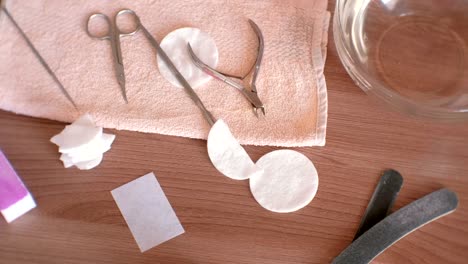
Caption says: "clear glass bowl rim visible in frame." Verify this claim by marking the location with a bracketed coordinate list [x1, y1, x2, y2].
[333, 0, 468, 121]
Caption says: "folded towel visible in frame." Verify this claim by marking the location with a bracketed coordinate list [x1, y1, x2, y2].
[0, 0, 329, 147]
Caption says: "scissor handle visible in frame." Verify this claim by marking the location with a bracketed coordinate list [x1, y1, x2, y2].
[86, 13, 112, 40]
[115, 9, 140, 37]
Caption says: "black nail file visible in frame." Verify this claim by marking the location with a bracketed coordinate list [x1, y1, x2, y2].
[332, 188, 458, 264]
[353, 169, 403, 240]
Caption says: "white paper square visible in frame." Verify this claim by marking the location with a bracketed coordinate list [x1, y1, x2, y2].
[111, 172, 184, 252]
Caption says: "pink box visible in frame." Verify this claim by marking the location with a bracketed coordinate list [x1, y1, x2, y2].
[0, 150, 36, 223]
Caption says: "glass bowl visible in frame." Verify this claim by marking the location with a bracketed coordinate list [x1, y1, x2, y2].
[334, 0, 468, 120]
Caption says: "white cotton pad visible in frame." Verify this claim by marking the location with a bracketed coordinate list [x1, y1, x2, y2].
[61, 150, 104, 170]
[51, 114, 96, 147]
[250, 150, 319, 213]
[75, 154, 103, 170]
[51, 114, 102, 153]
[66, 133, 115, 163]
[51, 114, 115, 170]
[59, 153, 74, 168]
[157, 27, 219, 88]
[207, 119, 262, 180]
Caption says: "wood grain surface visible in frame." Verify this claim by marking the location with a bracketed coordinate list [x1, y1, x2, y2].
[1, 1, 468, 263]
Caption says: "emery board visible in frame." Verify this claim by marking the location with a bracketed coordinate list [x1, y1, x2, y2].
[332, 188, 458, 264]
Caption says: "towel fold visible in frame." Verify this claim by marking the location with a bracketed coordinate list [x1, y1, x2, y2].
[0, 0, 330, 147]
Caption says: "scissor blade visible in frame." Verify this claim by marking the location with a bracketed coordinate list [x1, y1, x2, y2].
[114, 63, 128, 103]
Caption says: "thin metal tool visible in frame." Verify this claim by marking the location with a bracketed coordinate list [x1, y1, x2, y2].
[353, 169, 403, 240]
[131, 13, 216, 126]
[86, 9, 140, 103]
[187, 19, 265, 117]
[1, 7, 77, 109]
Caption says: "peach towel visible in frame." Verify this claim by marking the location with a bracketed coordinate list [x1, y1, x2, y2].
[0, 0, 329, 147]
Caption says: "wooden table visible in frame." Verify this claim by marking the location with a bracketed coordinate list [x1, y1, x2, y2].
[1, 1, 468, 263]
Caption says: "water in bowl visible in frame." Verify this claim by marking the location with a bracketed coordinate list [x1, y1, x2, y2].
[344, 0, 468, 113]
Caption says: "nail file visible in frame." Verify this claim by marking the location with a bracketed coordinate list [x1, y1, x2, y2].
[353, 169, 403, 240]
[332, 188, 458, 264]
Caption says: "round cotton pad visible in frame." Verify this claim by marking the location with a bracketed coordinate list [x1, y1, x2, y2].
[75, 154, 103, 170]
[51, 114, 116, 170]
[250, 150, 319, 213]
[157, 27, 219, 88]
[51, 114, 103, 153]
[207, 120, 262, 180]
[66, 133, 116, 163]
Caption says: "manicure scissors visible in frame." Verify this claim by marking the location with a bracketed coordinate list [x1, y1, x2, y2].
[86, 9, 140, 103]
[188, 19, 266, 116]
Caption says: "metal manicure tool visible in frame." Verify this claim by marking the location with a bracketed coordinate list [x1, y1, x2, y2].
[187, 20, 266, 117]
[86, 9, 140, 103]
[1, 7, 77, 109]
[122, 11, 216, 126]
[332, 169, 459, 264]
